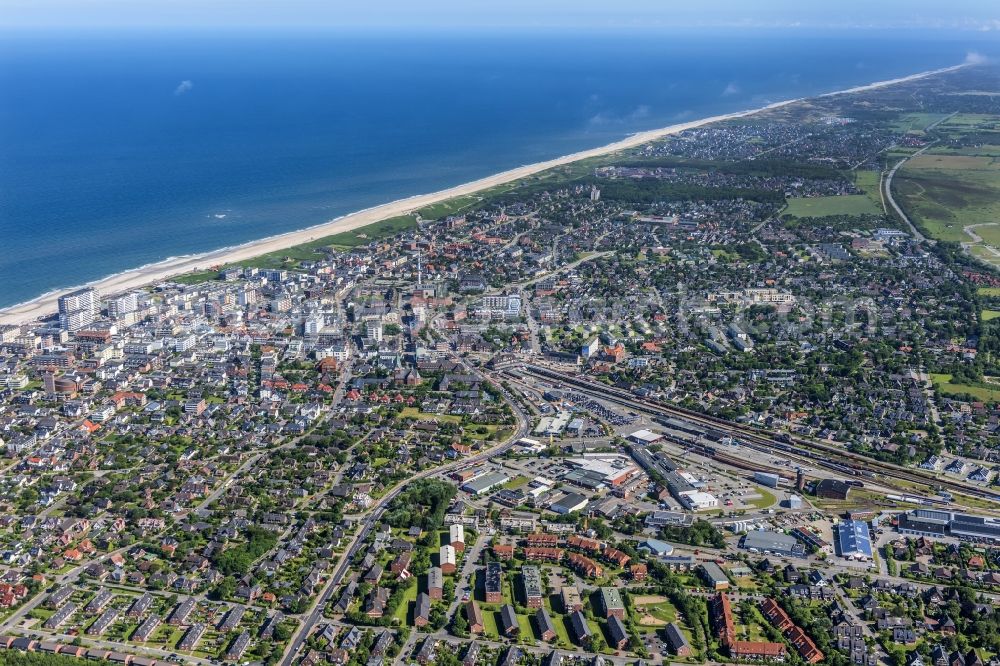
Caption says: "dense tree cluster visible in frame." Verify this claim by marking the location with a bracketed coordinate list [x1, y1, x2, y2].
[212, 525, 279, 575]
[659, 519, 727, 549]
[383, 478, 456, 531]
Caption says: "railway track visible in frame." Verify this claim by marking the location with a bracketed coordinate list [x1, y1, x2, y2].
[518, 364, 1000, 507]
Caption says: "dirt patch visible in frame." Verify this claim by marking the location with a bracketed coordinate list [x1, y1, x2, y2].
[638, 614, 667, 627]
[632, 595, 668, 605]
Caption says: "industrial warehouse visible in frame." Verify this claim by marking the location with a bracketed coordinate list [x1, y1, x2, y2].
[897, 509, 1000, 543]
[740, 530, 806, 557]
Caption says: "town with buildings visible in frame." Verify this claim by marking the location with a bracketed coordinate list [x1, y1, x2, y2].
[0, 64, 1000, 666]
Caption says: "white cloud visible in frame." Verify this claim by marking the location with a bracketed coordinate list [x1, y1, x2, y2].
[587, 104, 652, 127]
[174, 80, 194, 95]
[965, 51, 989, 64]
[722, 82, 740, 96]
[628, 104, 651, 120]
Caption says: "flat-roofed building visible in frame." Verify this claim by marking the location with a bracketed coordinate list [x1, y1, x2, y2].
[662, 555, 697, 571]
[898, 509, 950, 537]
[598, 587, 625, 619]
[561, 586, 583, 612]
[741, 530, 805, 558]
[897, 509, 1000, 544]
[520, 566, 543, 608]
[678, 490, 719, 510]
[700, 562, 730, 590]
[462, 471, 510, 495]
[628, 429, 663, 444]
[549, 492, 588, 515]
[485, 562, 503, 603]
[950, 512, 1000, 543]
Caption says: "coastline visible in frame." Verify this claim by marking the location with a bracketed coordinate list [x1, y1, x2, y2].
[0, 62, 965, 327]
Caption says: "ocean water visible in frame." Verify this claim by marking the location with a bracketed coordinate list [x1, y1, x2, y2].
[0, 28, 995, 308]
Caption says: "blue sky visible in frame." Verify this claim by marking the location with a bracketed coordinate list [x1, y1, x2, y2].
[2, 0, 999, 31]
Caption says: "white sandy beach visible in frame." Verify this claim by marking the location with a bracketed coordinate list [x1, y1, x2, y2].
[0, 63, 965, 327]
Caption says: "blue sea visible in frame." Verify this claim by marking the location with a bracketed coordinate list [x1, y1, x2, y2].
[0, 28, 995, 308]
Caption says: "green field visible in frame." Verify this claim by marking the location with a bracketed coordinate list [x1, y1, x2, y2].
[931, 144, 1000, 158]
[747, 486, 777, 509]
[983, 310, 1000, 322]
[170, 269, 222, 285]
[939, 113, 1000, 129]
[481, 609, 501, 639]
[895, 153, 1000, 246]
[783, 194, 880, 218]
[242, 214, 419, 269]
[854, 170, 885, 211]
[398, 407, 462, 424]
[503, 475, 530, 490]
[969, 244, 1000, 267]
[517, 614, 537, 643]
[972, 224, 1000, 246]
[631, 595, 678, 629]
[978, 287, 1000, 297]
[930, 373, 1000, 402]
[416, 195, 480, 221]
[892, 112, 952, 134]
[393, 579, 419, 625]
[891, 112, 1000, 263]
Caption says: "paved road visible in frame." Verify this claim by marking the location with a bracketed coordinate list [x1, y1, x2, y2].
[884, 145, 933, 243]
